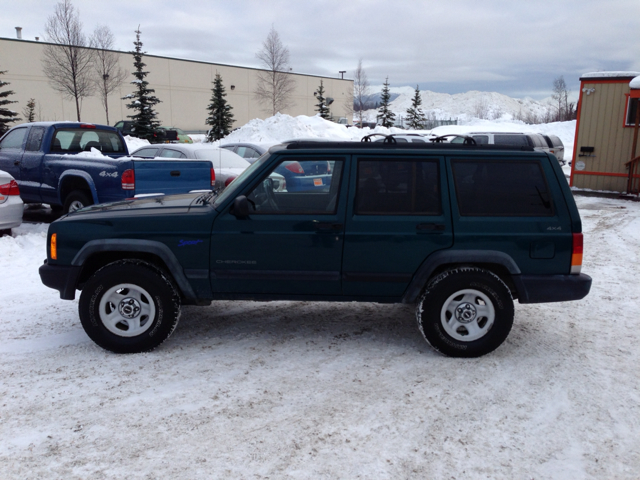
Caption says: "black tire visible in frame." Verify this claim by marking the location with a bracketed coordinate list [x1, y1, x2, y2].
[79, 260, 181, 353]
[416, 267, 514, 358]
[63, 190, 92, 214]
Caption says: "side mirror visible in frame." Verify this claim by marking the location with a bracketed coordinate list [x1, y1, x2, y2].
[230, 195, 250, 219]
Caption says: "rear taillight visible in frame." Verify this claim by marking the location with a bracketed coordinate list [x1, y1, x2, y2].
[285, 162, 305, 174]
[121, 169, 135, 190]
[225, 175, 236, 187]
[211, 168, 216, 186]
[0, 179, 20, 196]
[571, 233, 583, 274]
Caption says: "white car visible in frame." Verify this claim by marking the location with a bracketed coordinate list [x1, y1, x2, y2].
[0, 169, 24, 234]
[130, 144, 251, 191]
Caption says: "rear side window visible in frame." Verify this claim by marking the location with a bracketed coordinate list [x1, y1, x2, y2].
[452, 159, 553, 216]
[132, 147, 159, 158]
[159, 149, 187, 159]
[494, 135, 528, 146]
[356, 159, 441, 215]
[25, 127, 45, 151]
[471, 135, 488, 144]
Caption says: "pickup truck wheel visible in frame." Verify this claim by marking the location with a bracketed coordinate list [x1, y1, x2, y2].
[416, 268, 514, 358]
[79, 260, 181, 353]
[63, 190, 92, 214]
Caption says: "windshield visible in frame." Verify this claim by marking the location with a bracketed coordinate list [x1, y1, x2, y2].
[213, 153, 272, 208]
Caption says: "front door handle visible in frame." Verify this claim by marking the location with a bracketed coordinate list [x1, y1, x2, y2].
[416, 223, 445, 232]
[314, 222, 343, 232]
[14, 160, 20, 166]
[170, 171, 181, 177]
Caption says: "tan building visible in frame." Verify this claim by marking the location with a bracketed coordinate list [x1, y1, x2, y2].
[0, 37, 353, 132]
[571, 71, 640, 193]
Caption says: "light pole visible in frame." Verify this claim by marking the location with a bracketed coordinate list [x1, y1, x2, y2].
[339, 71, 346, 79]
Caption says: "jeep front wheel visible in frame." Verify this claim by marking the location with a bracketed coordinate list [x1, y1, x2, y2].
[79, 260, 181, 353]
[416, 268, 514, 357]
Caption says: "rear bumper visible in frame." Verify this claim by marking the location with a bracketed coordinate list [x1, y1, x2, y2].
[39, 261, 81, 300]
[513, 273, 592, 304]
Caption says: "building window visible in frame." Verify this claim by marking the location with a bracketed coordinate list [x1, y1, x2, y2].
[626, 97, 639, 126]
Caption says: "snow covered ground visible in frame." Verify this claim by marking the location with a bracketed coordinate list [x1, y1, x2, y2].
[1, 196, 639, 478]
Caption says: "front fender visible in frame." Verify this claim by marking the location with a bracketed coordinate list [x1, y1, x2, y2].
[72, 239, 198, 304]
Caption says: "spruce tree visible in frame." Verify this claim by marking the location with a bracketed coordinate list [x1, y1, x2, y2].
[314, 80, 331, 119]
[405, 85, 427, 130]
[23, 98, 36, 123]
[205, 74, 234, 142]
[0, 69, 21, 135]
[122, 28, 161, 141]
[376, 77, 396, 128]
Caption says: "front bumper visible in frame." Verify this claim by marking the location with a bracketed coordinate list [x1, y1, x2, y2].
[39, 261, 82, 300]
[513, 273, 592, 304]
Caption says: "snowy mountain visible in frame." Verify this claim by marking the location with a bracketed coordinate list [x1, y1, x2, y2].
[361, 85, 556, 124]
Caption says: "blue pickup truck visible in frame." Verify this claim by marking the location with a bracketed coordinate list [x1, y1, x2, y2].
[0, 122, 215, 214]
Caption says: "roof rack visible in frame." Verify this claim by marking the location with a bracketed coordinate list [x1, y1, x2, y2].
[283, 139, 535, 152]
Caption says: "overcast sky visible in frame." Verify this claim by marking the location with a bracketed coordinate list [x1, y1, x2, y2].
[2, 0, 639, 100]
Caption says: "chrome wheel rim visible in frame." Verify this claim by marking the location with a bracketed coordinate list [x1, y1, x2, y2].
[440, 289, 495, 341]
[98, 283, 156, 337]
[68, 200, 85, 212]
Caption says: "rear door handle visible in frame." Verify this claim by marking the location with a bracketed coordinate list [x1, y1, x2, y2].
[314, 222, 343, 232]
[170, 170, 181, 177]
[416, 223, 445, 232]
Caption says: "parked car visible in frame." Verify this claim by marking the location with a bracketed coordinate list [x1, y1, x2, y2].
[130, 144, 250, 191]
[113, 120, 135, 137]
[114, 121, 192, 144]
[542, 134, 565, 164]
[220, 142, 271, 164]
[449, 132, 552, 154]
[373, 134, 428, 143]
[40, 136, 591, 357]
[221, 141, 331, 192]
[0, 169, 23, 235]
[156, 126, 192, 144]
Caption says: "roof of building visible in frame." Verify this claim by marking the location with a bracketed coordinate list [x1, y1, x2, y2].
[580, 71, 640, 81]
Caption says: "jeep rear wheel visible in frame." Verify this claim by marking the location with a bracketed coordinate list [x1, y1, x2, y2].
[79, 260, 181, 353]
[416, 268, 514, 357]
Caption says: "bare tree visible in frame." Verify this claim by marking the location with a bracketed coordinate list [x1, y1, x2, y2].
[473, 96, 489, 120]
[552, 76, 570, 122]
[254, 26, 296, 116]
[91, 25, 127, 125]
[353, 59, 371, 126]
[41, 0, 95, 121]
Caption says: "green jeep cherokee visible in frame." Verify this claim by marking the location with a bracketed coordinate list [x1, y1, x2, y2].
[39, 138, 592, 357]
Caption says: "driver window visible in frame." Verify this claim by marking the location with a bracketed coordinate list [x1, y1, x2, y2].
[246, 158, 344, 214]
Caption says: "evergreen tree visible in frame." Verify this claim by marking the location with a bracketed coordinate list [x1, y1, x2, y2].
[205, 74, 234, 142]
[405, 85, 427, 129]
[0, 69, 20, 135]
[23, 98, 37, 123]
[376, 77, 396, 128]
[122, 28, 161, 141]
[314, 80, 331, 119]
